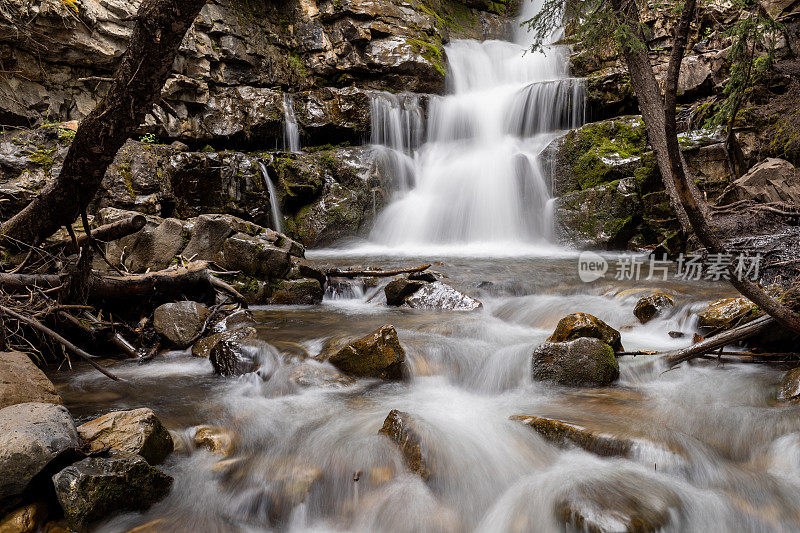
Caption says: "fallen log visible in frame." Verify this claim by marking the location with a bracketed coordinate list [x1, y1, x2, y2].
[662, 315, 775, 367]
[326, 264, 432, 278]
[51, 215, 146, 254]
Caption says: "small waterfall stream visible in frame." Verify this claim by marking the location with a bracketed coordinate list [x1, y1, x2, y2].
[282, 94, 301, 153]
[259, 160, 285, 233]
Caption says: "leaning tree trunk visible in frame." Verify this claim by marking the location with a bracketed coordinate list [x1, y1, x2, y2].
[610, 0, 800, 334]
[0, 0, 207, 247]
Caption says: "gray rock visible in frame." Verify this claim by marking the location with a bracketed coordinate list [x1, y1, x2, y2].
[0, 351, 62, 409]
[210, 339, 259, 377]
[532, 338, 620, 387]
[384, 276, 425, 306]
[124, 218, 188, 272]
[77, 408, 174, 465]
[220, 233, 291, 279]
[181, 214, 236, 261]
[0, 403, 80, 511]
[267, 278, 323, 305]
[52, 450, 172, 531]
[403, 282, 482, 311]
[718, 158, 800, 206]
[153, 301, 210, 347]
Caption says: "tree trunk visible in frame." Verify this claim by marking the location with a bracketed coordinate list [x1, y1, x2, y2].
[0, 0, 206, 247]
[611, 0, 800, 334]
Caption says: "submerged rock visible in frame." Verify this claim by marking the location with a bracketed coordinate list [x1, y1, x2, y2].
[290, 363, 355, 388]
[52, 450, 172, 531]
[0, 403, 80, 512]
[532, 338, 620, 387]
[384, 276, 425, 306]
[777, 367, 800, 403]
[0, 351, 62, 409]
[192, 326, 256, 359]
[325, 325, 405, 380]
[510, 415, 632, 457]
[548, 313, 623, 352]
[556, 478, 681, 533]
[192, 425, 236, 456]
[209, 339, 258, 377]
[379, 410, 431, 480]
[403, 282, 482, 311]
[633, 292, 675, 323]
[153, 301, 210, 348]
[77, 408, 174, 465]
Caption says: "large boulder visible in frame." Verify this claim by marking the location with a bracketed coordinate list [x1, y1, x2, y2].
[718, 158, 800, 206]
[0, 501, 48, 533]
[324, 325, 405, 380]
[123, 218, 188, 273]
[379, 410, 431, 480]
[0, 403, 80, 512]
[532, 338, 620, 387]
[52, 450, 172, 531]
[77, 408, 174, 465]
[633, 293, 675, 324]
[153, 301, 210, 348]
[219, 233, 291, 279]
[403, 282, 483, 311]
[548, 313, 624, 352]
[267, 278, 324, 305]
[192, 326, 256, 359]
[0, 351, 62, 409]
[210, 338, 258, 377]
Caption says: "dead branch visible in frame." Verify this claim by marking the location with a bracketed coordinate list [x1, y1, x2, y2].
[326, 264, 432, 278]
[662, 315, 774, 367]
[0, 305, 121, 381]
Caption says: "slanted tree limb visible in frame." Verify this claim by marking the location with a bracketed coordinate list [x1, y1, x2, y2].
[326, 264, 432, 278]
[662, 315, 775, 367]
[0, 0, 207, 247]
[51, 214, 146, 254]
[0, 305, 122, 381]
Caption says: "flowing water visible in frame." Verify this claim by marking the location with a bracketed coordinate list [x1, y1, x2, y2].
[259, 161, 285, 234]
[50, 2, 800, 532]
[282, 95, 301, 154]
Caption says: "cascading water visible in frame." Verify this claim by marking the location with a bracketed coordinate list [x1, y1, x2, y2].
[259, 160, 285, 233]
[366, 1, 584, 254]
[282, 94, 301, 153]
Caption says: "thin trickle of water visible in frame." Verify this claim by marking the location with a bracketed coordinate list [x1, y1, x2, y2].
[282, 94, 301, 153]
[259, 161, 285, 233]
[365, 0, 584, 252]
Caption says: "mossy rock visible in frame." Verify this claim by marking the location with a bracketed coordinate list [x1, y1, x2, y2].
[532, 338, 620, 387]
[548, 313, 623, 352]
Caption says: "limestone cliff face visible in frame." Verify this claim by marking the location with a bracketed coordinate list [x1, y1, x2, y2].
[0, 0, 514, 143]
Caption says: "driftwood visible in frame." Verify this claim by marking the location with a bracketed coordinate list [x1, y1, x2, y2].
[0, 305, 121, 381]
[662, 315, 775, 367]
[326, 264, 431, 278]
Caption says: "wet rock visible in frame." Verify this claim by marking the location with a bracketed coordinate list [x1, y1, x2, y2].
[777, 367, 800, 402]
[0, 403, 80, 512]
[718, 158, 800, 206]
[210, 338, 258, 376]
[510, 415, 632, 457]
[325, 325, 405, 380]
[211, 309, 255, 333]
[180, 214, 235, 261]
[697, 297, 757, 330]
[0, 351, 62, 409]
[267, 278, 324, 305]
[290, 363, 355, 388]
[532, 338, 620, 387]
[548, 313, 624, 352]
[556, 478, 680, 533]
[379, 410, 431, 480]
[403, 282, 483, 311]
[0, 501, 48, 533]
[633, 293, 675, 324]
[290, 258, 326, 286]
[52, 450, 172, 531]
[192, 326, 256, 359]
[153, 301, 210, 348]
[192, 425, 236, 456]
[220, 233, 291, 279]
[384, 276, 425, 306]
[267, 462, 322, 526]
[77, 408, 174, 465]
[408, 270, 440, 283]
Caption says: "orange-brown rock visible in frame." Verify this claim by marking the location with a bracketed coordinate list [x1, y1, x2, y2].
[548, 313, 623, 352]
[379, 410, 431, 480]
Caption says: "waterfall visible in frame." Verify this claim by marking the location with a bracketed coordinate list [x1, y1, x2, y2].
[282, 94, 300, 153]
[258, 161, 284, 233]
[365, 0, 584, 253]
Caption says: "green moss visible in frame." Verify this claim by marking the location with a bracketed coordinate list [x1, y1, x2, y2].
[117, 160, 135, 199]
[27, 147, 56, 172]
[406, 37, 446, 76]
[288, 53, 308, 77]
